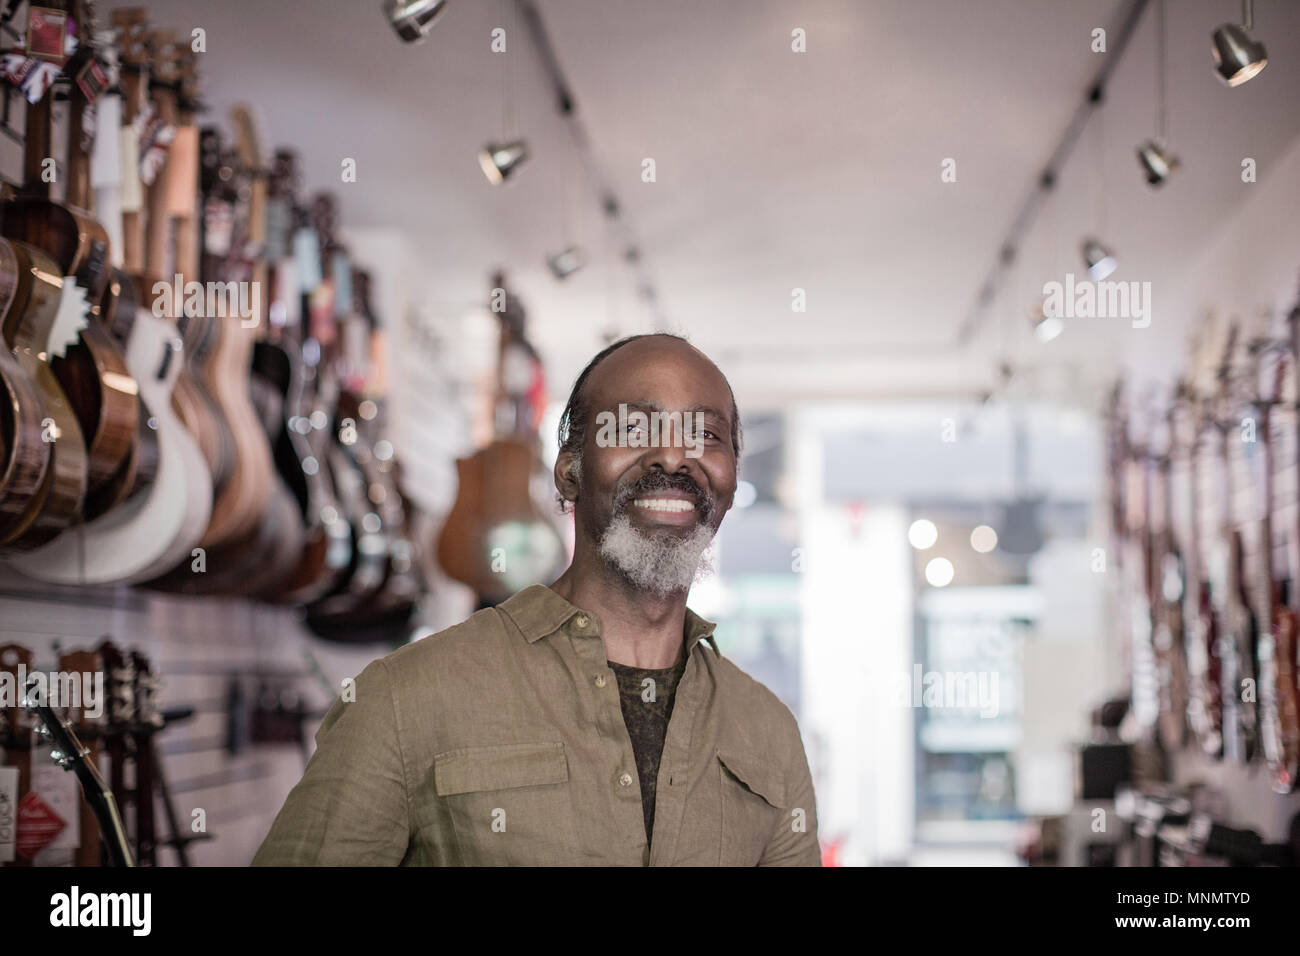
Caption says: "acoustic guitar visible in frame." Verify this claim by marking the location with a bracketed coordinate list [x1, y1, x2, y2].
[0, 237, 88, 550]
[436, 271, 564, 605]
[2, 0, 138, 515]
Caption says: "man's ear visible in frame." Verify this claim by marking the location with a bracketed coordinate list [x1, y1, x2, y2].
[554, 448, 580, 504]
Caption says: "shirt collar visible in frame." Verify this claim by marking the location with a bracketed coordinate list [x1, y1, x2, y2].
[498, 584, 721, 658]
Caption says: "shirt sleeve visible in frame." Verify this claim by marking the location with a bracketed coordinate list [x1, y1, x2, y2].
[251, 658, 411, 866]
[758, 715, 822, 867]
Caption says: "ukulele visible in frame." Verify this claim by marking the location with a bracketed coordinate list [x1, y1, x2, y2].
[436, 271, 564, 604]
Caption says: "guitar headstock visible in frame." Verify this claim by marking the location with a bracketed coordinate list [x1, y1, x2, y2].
[310, 192, 340, 249]
[110, 7, 149, 70]
[96, 639, 136, 730]
[0, 643, 35, 745]
[56, 648, 103, 731]
[270, 148, 301, 202]
[176, 44, 201, 115]
[229, 103, 268, 176]
[130, 649, 162, 731]
[146, 29, 180, 89]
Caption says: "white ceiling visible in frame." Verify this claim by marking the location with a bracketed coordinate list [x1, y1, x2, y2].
[153, 0, 1300, 411]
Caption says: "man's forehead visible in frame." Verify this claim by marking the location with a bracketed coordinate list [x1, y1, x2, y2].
[585, 338, 731, 410]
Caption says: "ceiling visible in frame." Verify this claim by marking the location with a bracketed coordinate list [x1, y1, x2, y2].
[149, 0, 1300, 411]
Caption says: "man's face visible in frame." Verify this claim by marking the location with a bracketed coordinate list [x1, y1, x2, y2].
[558, 337, 738, 593]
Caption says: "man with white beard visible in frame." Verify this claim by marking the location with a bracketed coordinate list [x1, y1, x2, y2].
[254, 333, 821, 866]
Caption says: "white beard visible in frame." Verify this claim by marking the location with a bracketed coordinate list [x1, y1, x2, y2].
[597, 510, 716, 596]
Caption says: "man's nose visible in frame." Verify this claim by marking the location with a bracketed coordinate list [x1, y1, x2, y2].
[640, 418, 691, 472]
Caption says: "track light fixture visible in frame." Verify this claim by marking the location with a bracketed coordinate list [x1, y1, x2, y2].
[1136, 0, 1179, 187]
[385, 0, 447, 43]
[1212, 0, 1268, 86]
[1137, 139, 1180, 186]
[1082, 237, 1118, 281]
[478, 140, 528, 184]
[547, 246, 586, 279]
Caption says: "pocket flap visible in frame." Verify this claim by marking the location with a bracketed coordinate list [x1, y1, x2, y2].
[717, 747, 786, 807]
[434, 741, 569, 796]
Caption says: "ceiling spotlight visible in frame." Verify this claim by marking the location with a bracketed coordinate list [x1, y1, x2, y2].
[1081, 237, 1117, 281]
[1212, 1, 1268, 87]
[908, 519, 938, 550]
[1030, 298, 1063, 342]
[385, 0, 447, 43]
[924, 557, 954, 588]
[1136, 139, 1180, 186]
[547, 246, 587, 279]
[478, 140, 528, 184]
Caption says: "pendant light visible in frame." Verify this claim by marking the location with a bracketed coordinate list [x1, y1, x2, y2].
[385, 0, 447, 43]
[1136, 0, 1179, 187]
[480, 0, 529, 183]
[1212, 0, 1268, 87]
[1082, 237, 1118, 281]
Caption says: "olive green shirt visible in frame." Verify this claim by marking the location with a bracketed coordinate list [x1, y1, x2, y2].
[252, 584, 821, 866]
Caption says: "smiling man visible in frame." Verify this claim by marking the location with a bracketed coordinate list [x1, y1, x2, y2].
[253, 333, 821, 866]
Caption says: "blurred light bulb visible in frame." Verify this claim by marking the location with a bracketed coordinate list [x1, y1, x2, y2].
[908, 519, 938, 550]
[925, 557, 955, 587]
[971, 525, 998, 553]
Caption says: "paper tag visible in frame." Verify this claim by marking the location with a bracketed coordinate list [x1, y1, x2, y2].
[0, 766, 17, 863]
[15, 788, 66, 860]
[26, 7, 68, 63]
[31, 758, 80, 854]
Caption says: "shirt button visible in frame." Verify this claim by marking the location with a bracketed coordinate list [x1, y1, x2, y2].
[574, 614, 589, 628]
[619, 772, 633, 787]
[594, 674, 607, 688]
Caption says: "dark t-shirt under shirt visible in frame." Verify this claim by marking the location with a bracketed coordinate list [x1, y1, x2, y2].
[608, 651, 688, 845]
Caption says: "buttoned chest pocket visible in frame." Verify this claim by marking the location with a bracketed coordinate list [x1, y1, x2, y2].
[433, 741, 578, 865]
[717, 748, 786, 866]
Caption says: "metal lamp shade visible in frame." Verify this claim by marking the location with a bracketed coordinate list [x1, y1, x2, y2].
[1136, 139, 1180, 186]
[1082, 238, 1118, 281]
[478, 140, 529, 184]
[386, 0, 448, 43]
[1211, 23, 1268, 86]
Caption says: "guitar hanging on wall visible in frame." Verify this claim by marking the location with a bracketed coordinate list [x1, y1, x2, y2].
[436, 271, 564, 606]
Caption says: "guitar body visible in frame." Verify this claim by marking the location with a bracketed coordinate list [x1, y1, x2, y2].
[19, 305, 212, 583]
[250, 339, 351, 601]
[436, 439, 563, 604]
[0, 247, 51, 536]
[0, 206, 136, 511]
[0, 241, 88, 548]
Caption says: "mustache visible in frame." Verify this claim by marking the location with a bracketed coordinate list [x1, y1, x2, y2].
[614, 472, 713, 519]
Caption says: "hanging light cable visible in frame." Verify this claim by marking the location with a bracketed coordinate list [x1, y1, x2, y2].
[480, 0, 529, 182]
[1137, 0, 1180, 186]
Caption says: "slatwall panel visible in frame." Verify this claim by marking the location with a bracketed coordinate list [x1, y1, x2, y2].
[0, 583, 384, 866]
